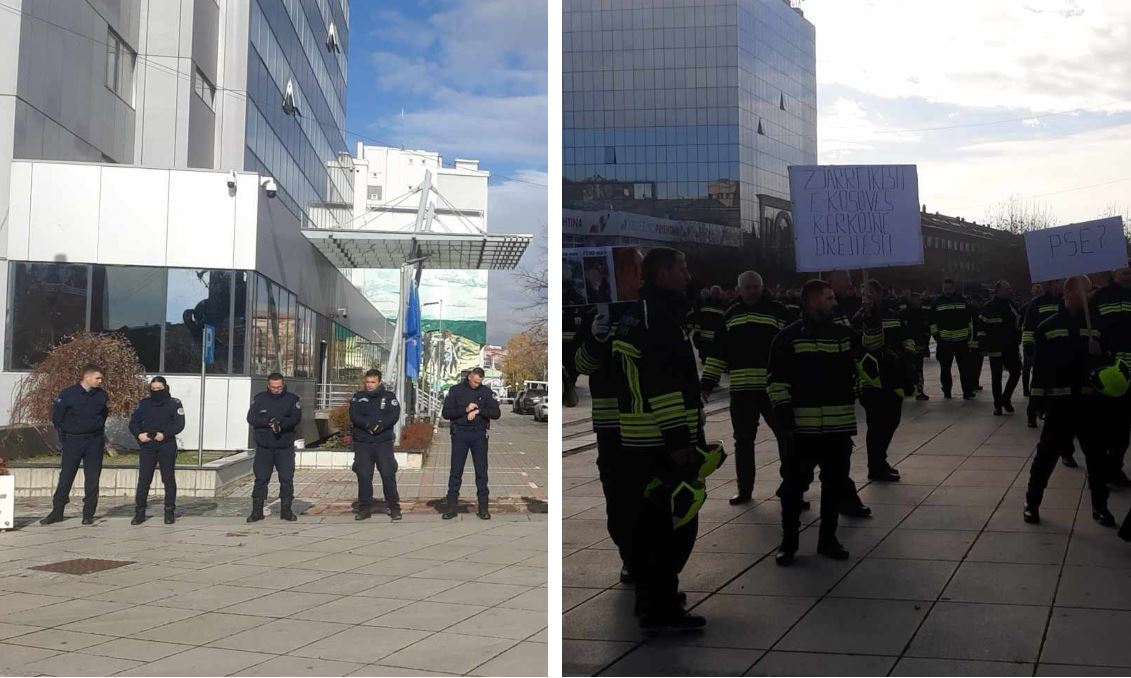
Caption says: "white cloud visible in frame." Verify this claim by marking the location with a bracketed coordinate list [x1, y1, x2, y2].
[805, 0, 1131, 114]
[819, 97, 923, 158]
[486, 171, 547, 345]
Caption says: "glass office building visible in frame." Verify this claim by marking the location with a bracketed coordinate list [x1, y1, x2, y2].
[563, 0, 816, 276]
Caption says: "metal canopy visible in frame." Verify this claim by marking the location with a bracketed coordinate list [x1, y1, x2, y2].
[302, 229, 532, 270]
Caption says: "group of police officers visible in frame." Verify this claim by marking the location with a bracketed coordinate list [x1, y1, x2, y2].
[566, 246, 1131, 631]
[40, 365, 501, 525]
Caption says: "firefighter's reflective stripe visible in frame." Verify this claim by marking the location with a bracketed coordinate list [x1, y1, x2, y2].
[702, 356, 727, 381]
[592, 397, 619, 430]
[767, 381, 791, 407]
[793, 338, 852, 353]
[793, 404, 857, 434]
[725, 312, 787, 331]
[728, 367, 767, 390]
[574, 343, 601, 374]
[935, 303, 967, 312]
[1022, 330, 1035, 344]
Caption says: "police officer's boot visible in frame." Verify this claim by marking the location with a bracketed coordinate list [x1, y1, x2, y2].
[246, 499, 265, 523]
[775, 532, 799, 566]
[355, 505, 372, 521]
[40, 505, 65, 525]
[164, 507, 175, 525]
[388, 506, 402, 521]
[442, 497, 458, 520]
[477, 504, 491, 520]
[131, 509, 146, 526]
[280, 499, 297, 522]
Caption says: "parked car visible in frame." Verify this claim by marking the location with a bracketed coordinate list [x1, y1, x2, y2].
[513, 388, 547, 415]
[533, 401, 548, 422]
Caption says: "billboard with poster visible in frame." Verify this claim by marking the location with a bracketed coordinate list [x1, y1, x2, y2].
[563, 246, 643, 307]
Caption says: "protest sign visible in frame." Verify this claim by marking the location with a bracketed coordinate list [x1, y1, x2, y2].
[1024, 216, 1127, 283]
[563, 246, 643, 307]
[788, 164, 923, 272]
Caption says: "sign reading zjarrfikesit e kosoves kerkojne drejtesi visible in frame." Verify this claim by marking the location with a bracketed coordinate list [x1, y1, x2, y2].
[788, 164, 923, 272]
[1023, 216, 1128, 283]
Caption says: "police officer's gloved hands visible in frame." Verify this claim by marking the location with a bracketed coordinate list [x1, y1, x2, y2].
[137, 433, 150, 443]
[155, 432, 165, 442]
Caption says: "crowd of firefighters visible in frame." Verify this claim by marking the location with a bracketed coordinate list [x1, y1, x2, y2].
[565, 246, 1131, 631]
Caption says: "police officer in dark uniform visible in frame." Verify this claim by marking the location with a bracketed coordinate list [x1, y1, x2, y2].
[612, 247, 706, 630]
[441, 367, 501, 519]
[1091, 264, 1131, 486]
[246, 372, 302, 522]
[979, 281, 1023, 416]
[771, 280, 862, 565]
[128, 376, 185, 525]
[41, 364, 109, 525]
[701, 270, 796, 505]
[349, 369, 402, 521]
[1023, 275, 1114, 527]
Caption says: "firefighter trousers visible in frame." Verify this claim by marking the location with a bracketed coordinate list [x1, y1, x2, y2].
[780, 433, 851, 548]
[594, 429, 647, 569]
[860, 389, 902, 474]
[990, 348, 1022, 409]
[1026, 400, 1109, 512]
[729, 390, 788, 496]
[936, 341, 975, 396]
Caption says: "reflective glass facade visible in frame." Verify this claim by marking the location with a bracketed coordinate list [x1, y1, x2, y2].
[563, 0, 816, 235]
[245, 0, 353, 225]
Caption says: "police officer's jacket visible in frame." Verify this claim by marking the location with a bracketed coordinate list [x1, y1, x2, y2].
[852, 298, 915, 394]
[1022, 293, 1062, 349]
[977, 297, 1022, 358]
[768, 313, 861, 436]
[128, 391, 186, 450]
[247, 389, 302, 449]
[442, 381, 501, 432]
[611, 285, 704, 466]
[571, 308, 620, 432]
[1092, 282, 1131, 365]
[929, 293, 975, 344]
[349, 385, 400, 444]
[52, 384, 108, 438]
[1031, 307, 1105, 399]
[700, 293, 795, 394]
[899, 304, 931, 356]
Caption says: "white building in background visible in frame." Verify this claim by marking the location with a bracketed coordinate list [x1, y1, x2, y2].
[0, 0, 394, 450]
[345, 144, 493, 392]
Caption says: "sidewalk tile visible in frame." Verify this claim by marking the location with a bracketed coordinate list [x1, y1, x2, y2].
[746, 651, 896, 676]
[210, 618, 350, 655]
[60, 604, 200, 637]
[942, 562, 1060, 605]
[81, 637, 195, 662]
[562, 640, 636, 676]
[830, 558, 957, 601]
[289, 626, 430, 663]
[907, 602, 1047, 662]
[367, 601, 485, 632]
[892, 657, 1033, 676]
[446, 607, 546, 640]
[603, 644, 761, 677]
[467, 640, 546, 677]
[778, 598, 928, 655]
[234, 655, 366, 676]
[376, 631, 517, 675]
[116, 646, 275, 676]
[1041, 607, 1131, 667]
[141, 611, 266, 645]
[22, 650, 141, 676]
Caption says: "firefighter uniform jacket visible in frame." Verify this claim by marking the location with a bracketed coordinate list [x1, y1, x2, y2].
[977, 297, 1022, 358]
[1022, 293, 1062, 350]
[611, 286, 704, 471]
[767, 314, 861, 436]
[571, 308, 620, 432]
[1092, 282, 1131, 366]
[1031, 307, 1104, 399]
[852, 299, 915, 394]
[693, 299, 728, 348]
[929, 293, 976, 345]
[700, 294, 795, 394]
[900, 304, 931, 356]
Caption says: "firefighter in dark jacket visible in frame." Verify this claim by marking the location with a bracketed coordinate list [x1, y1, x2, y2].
[1092, 264, 1131, 486]
[128, 377, 185, 525]
[349, 369, 402, 521]
[1023, 275, 1115, 527]
[1020, 283, 1044, 398]
[612, 247, 707, 630]
[570, 250, 646, 583]
[692, 286, 727, 364]
[852, 280, 913, 482]
[701, 271, 796, 505]
[900, 292, 932, 400]
[979, 281, 1023, 416]
[1023, 280, 1063, 426]
[41, 365, 109, 526]
[771, 279, 864, 565]
[441, 367, 501, 519]
[929, 278, 977, 399]
[246, 372, 302, 522]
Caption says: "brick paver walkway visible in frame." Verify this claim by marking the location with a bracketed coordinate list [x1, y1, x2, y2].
[564, 359, 1131, 676]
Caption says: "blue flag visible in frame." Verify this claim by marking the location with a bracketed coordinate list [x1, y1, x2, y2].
[404, 282, 422, 380]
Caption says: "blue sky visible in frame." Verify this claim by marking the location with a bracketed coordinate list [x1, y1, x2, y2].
[805, 0, 1131, 226]
[345, 0, 547, 345]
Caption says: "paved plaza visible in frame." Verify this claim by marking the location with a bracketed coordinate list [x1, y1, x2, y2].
[564, 359, 1131, 676]
[0, 412, 548, 677]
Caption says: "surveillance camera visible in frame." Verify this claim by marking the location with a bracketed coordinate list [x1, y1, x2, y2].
[227, 171, 237, 190]
[260, 177, 278, 198]
[336, 308, 348, 319]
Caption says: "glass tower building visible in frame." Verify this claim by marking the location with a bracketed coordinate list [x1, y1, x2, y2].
[563, 0, 817, 275]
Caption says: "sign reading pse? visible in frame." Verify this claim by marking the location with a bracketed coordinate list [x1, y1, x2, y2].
[1024, 217, 1127, 283]
[788, 165, 924, 272]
